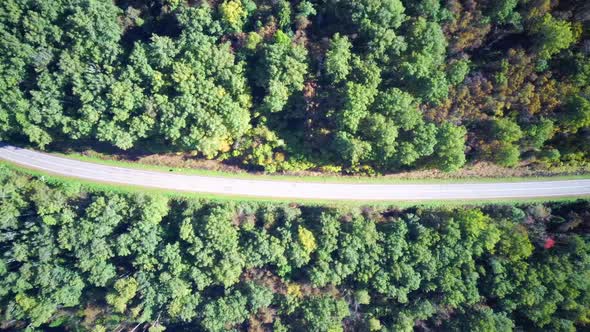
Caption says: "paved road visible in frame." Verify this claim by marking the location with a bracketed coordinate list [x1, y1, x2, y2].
[1, 144, 589, 201]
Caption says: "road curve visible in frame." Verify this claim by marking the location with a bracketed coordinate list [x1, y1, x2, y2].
[1, 143, 589, 201]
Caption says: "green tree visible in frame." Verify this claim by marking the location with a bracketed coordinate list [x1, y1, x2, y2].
[299, 296, 350, 332]
[488, 118, 523, 167]
[433, 122, 467, 172]
[373, 88, 420, 130]
[276, 0, 292, 31]
[447, 59, 471, 85]
[347, 0, 407, 60]
[155, 6, 252, 157]
[106, 277, 138, 313]
[325, 34, 353, 83]
[333, 131, 372, 166]
[180, 204, 245, 288]
[487, 0, 521, 24]
[447, 307, 515, 332]
[361, 114, 399, 161]
[201, 283, 272, 331]
[561, 95, 590, 133]
[256, 31, 308, 114]
[525, 118, 554, 150]
[491, 118, 523, 142]
[399, 17, 449, 103]
[219, 0, 247, 33]
[494, 142, 521, 167]
[531, 14, 576, 59]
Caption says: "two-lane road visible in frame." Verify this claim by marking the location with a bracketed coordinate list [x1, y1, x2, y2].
[1, 144, 589, 201]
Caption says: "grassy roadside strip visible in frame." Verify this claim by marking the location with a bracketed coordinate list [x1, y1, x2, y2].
[3, 160, 589, 208]
[53, 151, 590, 185]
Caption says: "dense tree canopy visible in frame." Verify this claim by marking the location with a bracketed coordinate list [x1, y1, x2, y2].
[0, 0, 589, 175]
[1, 3, 588, 329]
[1, 167, 589, 331]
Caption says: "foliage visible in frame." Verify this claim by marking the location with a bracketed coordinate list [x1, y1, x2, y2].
[1, 168, 589, 330]
[219, 0, 247, 32]
[530, 14, 576, 59]
[325, 34, 352, 83]
[255, 31, 308, 114]
[106, 278, 138, 313]
[433, 122, 467, 172]
[561, 95, 590, 133]
[0, 0, 589, 173]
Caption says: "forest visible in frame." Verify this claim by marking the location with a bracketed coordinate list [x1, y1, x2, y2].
[1, 0, 589, 174]
[2, 1, 590, 331]
[0, 166, 589, 331]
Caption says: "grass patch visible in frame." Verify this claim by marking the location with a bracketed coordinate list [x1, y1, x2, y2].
[3, 160, 588, 208]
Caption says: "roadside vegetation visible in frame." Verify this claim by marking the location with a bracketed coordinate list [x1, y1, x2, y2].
[1, 0, 589, 175]
[52, 149, 590, 184]
[1, 167, 589, 331]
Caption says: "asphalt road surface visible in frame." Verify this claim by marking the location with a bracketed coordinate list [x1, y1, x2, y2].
[1, 144, 589, 201]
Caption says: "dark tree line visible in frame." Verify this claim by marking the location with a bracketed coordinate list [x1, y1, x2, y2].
[1, 166, 589, 331]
